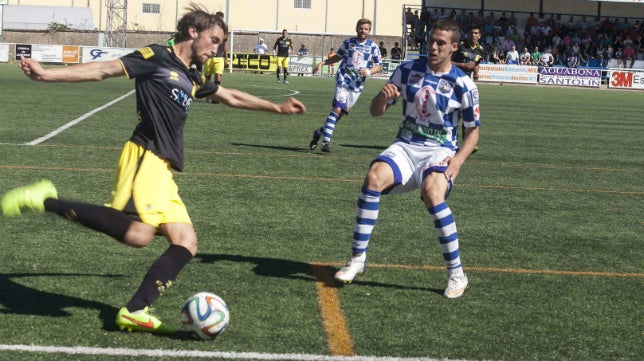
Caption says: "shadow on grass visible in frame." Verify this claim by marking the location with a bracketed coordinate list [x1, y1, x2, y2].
[195, 253, 443, 295]
[0, 273, 121, 331]
[230, 142, 310, 153]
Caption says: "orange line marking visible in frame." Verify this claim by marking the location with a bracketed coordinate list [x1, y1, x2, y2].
[312, 262, 644, 278]
[310, 265, 355, 356]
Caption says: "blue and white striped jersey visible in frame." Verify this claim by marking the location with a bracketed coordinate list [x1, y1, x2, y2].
[388, 59, 481, 150]
[335, 38, 382, 92]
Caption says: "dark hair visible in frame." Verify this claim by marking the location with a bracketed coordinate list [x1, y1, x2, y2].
[174, 3, 228, 42]
[430, 19, 460, 43]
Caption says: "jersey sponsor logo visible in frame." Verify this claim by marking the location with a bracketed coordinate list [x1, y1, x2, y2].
[414, 86, 437, 122]
[169, 71, 179, 82]
[138, 47, 155, 59]
[171, 88, 193, 111]
[437, 79, 453, 94]
[470, 89, 479, 105]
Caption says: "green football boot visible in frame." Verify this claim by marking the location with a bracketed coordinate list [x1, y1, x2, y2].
[1, 179, 58, 216]
[116, 307, 176, 334]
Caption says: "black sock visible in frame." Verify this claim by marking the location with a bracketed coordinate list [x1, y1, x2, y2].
[44, 199, 132, 242]
[125, 245, 194, 312]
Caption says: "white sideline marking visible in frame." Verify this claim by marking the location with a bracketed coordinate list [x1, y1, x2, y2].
[0, 344, 476, 361]
[25, 90, 135, 146]
[249, 84, 300, 97]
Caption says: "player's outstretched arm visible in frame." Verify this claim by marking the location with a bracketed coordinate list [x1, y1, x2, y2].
[211, 87, 306, 115]
[370, 83, 399, 116]
[18, 56, 124, 82]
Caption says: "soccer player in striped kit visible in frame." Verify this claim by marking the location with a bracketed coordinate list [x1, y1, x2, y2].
[309, 18, 383, 153]
[334, 19, 480, 298]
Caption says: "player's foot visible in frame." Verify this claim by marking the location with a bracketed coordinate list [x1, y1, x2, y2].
[444, 268, 468, 299]
[284, 79, 289, 84]
[321, 141, 331, 153]
[471, 146, 479, 154]
[335, 255, 366, 283]
[2, 179, 58, 216]
[276, 77, 281, 83]
[309, 130, 321, 150]
[116, 306, 176, 334]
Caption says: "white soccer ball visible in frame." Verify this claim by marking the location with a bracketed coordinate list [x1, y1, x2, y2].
[181, 292, 230, 340]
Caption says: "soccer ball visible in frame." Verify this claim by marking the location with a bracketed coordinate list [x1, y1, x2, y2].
[181, 292, 230, 340]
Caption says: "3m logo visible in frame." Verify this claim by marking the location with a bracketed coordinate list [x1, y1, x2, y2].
[610, 71, 633, 87]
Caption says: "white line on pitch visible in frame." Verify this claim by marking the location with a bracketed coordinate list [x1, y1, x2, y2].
[25, 90, 135, 146]
[0, 344, 481, 361]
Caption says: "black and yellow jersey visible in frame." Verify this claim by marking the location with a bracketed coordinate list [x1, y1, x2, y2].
[119, 44, 218, 171]
[273, 37, 292, 57]
[452, 40, 486, 75]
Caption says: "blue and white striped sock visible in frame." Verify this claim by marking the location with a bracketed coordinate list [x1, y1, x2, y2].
[351, 187, 381, 255]
[322, 112, 339, 143]
[428, 202, 462, 270]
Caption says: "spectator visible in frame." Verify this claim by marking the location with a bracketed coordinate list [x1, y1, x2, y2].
[540, 48, 554, 66]
[254, 38, 268, 54]
[297, 44, 309, 76]
[520, 47, 532, 65]
[615, 47, 623, 67]
[297, 44, 309, 57]
[379, 41, 388, 59]
[531, 46, 542, 65]
[506, 44, 520, 64]
[566, 51, 579, 68]
[489, 43, 502, 64]
[622, 43, 635, 68]
[326, 47, 337, 76]
[390, 42, 403, 60]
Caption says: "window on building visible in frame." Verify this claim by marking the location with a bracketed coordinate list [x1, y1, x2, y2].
[294, 0, 311, 9]
[142, 3, 161, 14]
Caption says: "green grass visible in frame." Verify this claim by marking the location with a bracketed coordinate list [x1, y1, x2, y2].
[0, 64, 642, 361]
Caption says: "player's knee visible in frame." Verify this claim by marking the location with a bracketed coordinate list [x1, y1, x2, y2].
[123, 221, 156, 248]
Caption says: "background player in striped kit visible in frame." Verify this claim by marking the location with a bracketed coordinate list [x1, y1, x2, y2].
[334, 19, 480, 299]
[309, 18, 383, 153]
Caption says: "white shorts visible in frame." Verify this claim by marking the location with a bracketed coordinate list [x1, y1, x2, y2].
[332, 86, 361, 114]
[374, 141, 455, 196]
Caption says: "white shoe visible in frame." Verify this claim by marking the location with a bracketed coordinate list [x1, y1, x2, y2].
[334, 256, 366, 283]
[444, 268, 468, 298]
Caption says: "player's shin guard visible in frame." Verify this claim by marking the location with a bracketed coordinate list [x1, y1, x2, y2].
[44, 199, 132, 242]
[428, 202, 462, 270]
[352, 187, 381, 255]
[322, 112, 340, 143]
[126, 245, 193, 312]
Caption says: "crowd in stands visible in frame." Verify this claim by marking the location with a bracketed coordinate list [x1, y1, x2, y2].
[405, 7, 644, 68]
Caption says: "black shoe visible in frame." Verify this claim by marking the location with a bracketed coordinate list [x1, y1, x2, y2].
[309, 130, 321, 150]
[321, 141, 331, 153]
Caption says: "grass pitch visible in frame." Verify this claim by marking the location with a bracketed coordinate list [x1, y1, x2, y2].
[0, 64, 642, 361]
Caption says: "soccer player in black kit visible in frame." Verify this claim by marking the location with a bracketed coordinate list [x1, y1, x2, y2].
[3, 4, 305, 334]
[273, 29, 294, 83]
[452, 25, 486, 81]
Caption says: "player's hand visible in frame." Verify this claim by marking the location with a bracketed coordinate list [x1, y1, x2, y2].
[379, 83, 400, 101]
[280, 97, 306, 114]
[18, 55, 46, 81]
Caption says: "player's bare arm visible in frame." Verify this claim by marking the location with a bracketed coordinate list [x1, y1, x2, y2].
[370, 83, 399, 116]
[210, 87, 306, 114]
[313, 54, 342, 75]
[444, 126, 479, 181]
[19, 56, 124, 82]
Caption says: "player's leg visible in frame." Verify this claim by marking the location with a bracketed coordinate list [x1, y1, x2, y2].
[117, 222, 195, 334]
[335, 161, 394, 283]
[115, 148, 195, 333]
[283, 57, 290, 83]
[335, 144, 413, 283]
[420, 161, 468, 298]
